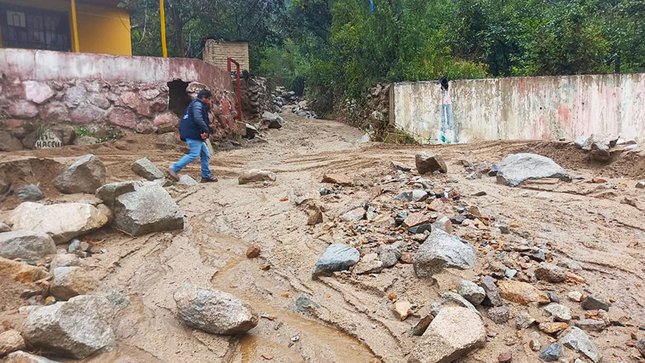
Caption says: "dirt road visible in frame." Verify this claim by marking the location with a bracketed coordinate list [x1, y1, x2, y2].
[1, 115, 644, 362]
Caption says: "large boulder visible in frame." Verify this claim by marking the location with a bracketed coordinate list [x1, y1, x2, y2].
[495, 153, 568, 187]
[131, 158, 164, 180]
[50, 266, 98, 300]
[413, 229, 476, 278]
[22, 295, 116, 359]
[0, 256, 50, 284]
[174, 285, 259, 335]
[96, 181, 184, 236]
[415, 153, 448, 174]
[408, 307, 486, 363]
[0, 230, 56, 262]
[8, 202, 110, 244]
[312, 244, 360, 278]
[53, 155, 106, 194]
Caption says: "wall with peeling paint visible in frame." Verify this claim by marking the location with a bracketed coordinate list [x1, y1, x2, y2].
[391, 74, 645, 144]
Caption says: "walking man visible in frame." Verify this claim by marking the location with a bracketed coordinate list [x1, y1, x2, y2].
[168, 89, 218, 183]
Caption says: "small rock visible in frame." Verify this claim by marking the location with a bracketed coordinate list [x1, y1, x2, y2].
[403, 213, 432, 228]
[174, 285, 258, 335]
[636, 181, 645, 189]
[395, 190, 428, 202]
[413, 229, 476, 278]
[246, 244, 261, 258]
[50, 253, 81, 270]
[546, 292, 560, 303]
[636, 340, 645, 357]
[497, 280, 550, 305]
[341, 207, 365, 222]
[391, 161, 411, 172]
[321, 174, 352, 186]
[539, 322, 569, 334]
[378, 242, 402, 268]
[480, 276, 504, 307]
[239, 169, 277, 185]
[178, 175, 199, 186]
[293, 293, 319, 314]
[0, 230, 57, 262]
[0, 222, 10, 233]
[568, 291, 583, 302]
[312, 244, 360, 278]
[410, 315, 433, 336]
[505, 269, 518, 279]
[437, 292, 480, 315]
[497, 351, 512, 363]
[516, 311, 536, 329]
[544, 303, 572, 322]
[131, 158, 164, 180]
[4, 351, 60, 363]
[534, 263, 566, 283]
[400, 252, 413, 264]
[574, 319, 606, 332]
[0, 330, 25, 357]
[539, 343, 562, 362]
[16, 184, 44, 201]
[262, 111, 284, 129]
[488, 305, 511, 324]
[415, 152, 448, 174]
[23, 295, 116, 359]
[354, 253, 384, 275]
[408, 307, 485, 363]
[408, 223, 432, 235]
[457, 280, 486, 305]
[433, 216, 453, 234]
[392, 300, 412, 321]
[581, 296, 610, 311]
[54, 154, 106, 194]
[50, 266, 98, 300]
[559, 327, 602, 363]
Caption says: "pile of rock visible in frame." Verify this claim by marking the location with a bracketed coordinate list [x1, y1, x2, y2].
[301, 150, 618, 362]
[273, 86, 318, 119]
[240, 76, 277, 120]
[575, 134, 640, 162]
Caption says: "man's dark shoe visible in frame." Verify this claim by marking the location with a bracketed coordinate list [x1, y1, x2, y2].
[201, 176, 218, 183]
[167, 167, 179, 181]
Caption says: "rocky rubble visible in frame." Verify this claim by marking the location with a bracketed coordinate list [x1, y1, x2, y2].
[575, 134, 640, 162]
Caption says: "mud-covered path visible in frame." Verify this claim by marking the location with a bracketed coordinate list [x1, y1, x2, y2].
[2, 115, 645, 362]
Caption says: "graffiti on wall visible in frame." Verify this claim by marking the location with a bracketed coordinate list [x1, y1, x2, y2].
[34, 130, 62, 149]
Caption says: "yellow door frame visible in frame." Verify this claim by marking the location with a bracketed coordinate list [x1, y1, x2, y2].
[70, 0, 80, 52]
[159, 0, 168, 57]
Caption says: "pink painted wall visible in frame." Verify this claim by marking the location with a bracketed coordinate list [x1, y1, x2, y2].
[0, 48, 232, 91]
[392, 74, 645, 143]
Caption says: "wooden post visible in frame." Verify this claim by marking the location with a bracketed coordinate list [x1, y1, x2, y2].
[159, 0, 168, 57]
[70, 0, 80, 52]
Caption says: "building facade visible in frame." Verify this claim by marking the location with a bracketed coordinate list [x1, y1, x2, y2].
[0, 0, 131, 56]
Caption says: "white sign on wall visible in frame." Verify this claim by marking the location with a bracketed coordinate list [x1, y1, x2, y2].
[34, 130, 62, 149]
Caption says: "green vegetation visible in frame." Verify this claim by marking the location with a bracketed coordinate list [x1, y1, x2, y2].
[121, 0, 645, 116]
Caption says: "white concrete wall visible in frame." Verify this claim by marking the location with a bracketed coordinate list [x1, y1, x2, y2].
[391, 74, 645, 143]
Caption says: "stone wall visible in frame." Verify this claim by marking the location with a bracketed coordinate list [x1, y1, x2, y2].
[391, 73, 645, 144]
[0, 49, 244, 151]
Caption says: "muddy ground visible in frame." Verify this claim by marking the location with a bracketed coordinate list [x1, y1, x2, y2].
[1, 114, 644, 363]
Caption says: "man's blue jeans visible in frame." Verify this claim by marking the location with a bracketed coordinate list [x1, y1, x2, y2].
[171, 138, 212, 178]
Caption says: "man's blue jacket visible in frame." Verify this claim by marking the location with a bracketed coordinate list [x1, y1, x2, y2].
[179, 99, 211, 141]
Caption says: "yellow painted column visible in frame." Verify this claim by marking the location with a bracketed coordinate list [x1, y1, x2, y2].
[71, 0, 80, 52]
[159, 0, 168, 57]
